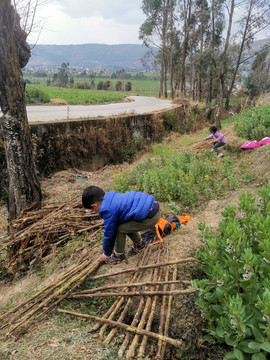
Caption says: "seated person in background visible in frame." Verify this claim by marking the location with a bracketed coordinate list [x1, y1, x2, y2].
[82, 186, 160, 264]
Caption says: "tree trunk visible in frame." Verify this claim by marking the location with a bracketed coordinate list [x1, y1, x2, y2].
[225, 0, 253, 109]
[214, 82, 223, 129]
[180, 0, 192, 96]
[159, 61, 164, 98]
[0, 0, 42, 221]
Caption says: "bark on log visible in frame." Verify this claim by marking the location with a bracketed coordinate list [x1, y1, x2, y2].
[69, 288, 198, 298]
[72, 280, 184, 295]
[57, 308, 185, 349]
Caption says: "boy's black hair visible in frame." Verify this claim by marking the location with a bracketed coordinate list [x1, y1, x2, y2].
[82, 186, 105, 208]
[209, 125, 217, 133]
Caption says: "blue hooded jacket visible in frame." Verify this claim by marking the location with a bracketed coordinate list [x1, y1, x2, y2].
[99, 191, 155, 256]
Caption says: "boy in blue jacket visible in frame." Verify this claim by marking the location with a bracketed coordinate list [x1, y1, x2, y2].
[82, 186, 160, 264]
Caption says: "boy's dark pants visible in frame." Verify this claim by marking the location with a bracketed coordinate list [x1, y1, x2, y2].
[115, 210, 160, 254]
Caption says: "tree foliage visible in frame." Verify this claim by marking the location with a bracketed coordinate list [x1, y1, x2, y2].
[140, 0, 270, 127]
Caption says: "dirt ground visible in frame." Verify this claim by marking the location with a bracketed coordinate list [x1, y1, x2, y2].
[0, 123, 269, 360]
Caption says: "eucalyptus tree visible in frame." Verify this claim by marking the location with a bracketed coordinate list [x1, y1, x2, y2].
[224, 0, 270, 108]
[140, 0, 173, 98]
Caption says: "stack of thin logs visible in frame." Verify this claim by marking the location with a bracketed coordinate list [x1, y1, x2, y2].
[59, 242, 199, 359]
[193, 141, 213, 153]
[0, 253, 103, 338]
[5, 198, 103, 272]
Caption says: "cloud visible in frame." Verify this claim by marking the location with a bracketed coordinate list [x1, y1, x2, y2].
[29, 1, 145, 45]
[55, 0, 145, 24]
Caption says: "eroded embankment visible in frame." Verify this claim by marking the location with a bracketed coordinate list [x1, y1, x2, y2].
[0, 103, 206, 199]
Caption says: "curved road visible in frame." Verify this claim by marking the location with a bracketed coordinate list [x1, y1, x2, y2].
[26, 96, 177, 122]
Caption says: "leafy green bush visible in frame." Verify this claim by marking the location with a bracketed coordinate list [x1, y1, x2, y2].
[25, 85, 50, 104]
[113, 150, 238, 208]
[233, 106, 270, 140]
[194, 184, 270, 360]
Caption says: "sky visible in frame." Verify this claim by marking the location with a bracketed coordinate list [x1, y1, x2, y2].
[30, 0, 146, 45]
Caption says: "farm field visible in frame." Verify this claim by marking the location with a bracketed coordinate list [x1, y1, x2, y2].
[0, 105, 270, 360]
[24, 72, 161, 103]
[26, 85, 125, 105]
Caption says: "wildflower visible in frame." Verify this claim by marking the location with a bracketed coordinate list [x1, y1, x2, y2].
[217, 280, 224, 287]
[230, 319, 237, 327]
[225, 245, 233, 254]
[241, 212, 246, 219]
[242, 272, 253, 280]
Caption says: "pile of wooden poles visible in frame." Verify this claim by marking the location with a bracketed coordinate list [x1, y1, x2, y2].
[0, 254, 102, 338]
[193, 141, 213, 153]
[59, 243, 198, 359]
[5, 198, 103, 272]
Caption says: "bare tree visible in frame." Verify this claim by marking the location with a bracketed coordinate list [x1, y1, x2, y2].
[0, 0, 42, 221]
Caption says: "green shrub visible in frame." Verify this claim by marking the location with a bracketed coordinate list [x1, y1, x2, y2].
[97, 81, 104, 90]
[25, 85, 50, 104]
[194, 184, 270, 359]
[75, 81, 92, 89]
[232, 106, 270, 140]
[115, 80, 122, 91]
[125, 81, 132, 91]
[113, 150, 238, 209]
[103, 80, 111, 90]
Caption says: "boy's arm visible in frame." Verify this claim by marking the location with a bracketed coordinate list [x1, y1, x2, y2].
[204, 134, 213, 140]
[101, 210, 119, 257]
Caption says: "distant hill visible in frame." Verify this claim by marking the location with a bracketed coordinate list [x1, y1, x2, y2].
[27, 43, 157, 71]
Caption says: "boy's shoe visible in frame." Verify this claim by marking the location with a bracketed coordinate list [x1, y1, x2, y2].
[106, 252, 127, 264]
[217, 152, 224, 158]
[128, 240, 145, 256]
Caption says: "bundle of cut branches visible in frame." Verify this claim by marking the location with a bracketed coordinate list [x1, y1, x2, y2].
[193, 141, 213, 153]
[5, 198, 103, 272]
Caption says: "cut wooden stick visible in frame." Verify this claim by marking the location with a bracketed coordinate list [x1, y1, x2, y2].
[160, 265, 178, 359]
[72, 280, 184, 295]
[126, 247, 162, 360]
[69, 288, 198, 299]
[102, 247, 153, 346]
[156, 266, 170, 359]
[138, 267, 164, 358]
[97, 246, 151, 339]
[117, 247, 154, 357]
[103, 272, 147, 346]
[57, 308, 184, 348]
[89, 258, 198, 281]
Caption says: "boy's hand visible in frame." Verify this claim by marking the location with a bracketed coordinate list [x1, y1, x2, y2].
[100, 253, 109, 262]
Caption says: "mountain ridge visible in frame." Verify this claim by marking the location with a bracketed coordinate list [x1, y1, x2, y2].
[28, 43, 156, 71]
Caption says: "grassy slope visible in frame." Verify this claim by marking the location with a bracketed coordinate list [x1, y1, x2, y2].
[0, 118, 269, 359]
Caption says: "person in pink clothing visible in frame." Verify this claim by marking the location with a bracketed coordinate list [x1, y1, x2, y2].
[204, 126, 227, 158]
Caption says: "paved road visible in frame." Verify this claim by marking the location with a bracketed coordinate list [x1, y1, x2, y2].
[26, 96, 177, 122]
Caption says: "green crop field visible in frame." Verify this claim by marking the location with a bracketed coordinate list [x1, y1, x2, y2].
[25, 85, 125, 105]
[23, 72, 161, 98]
